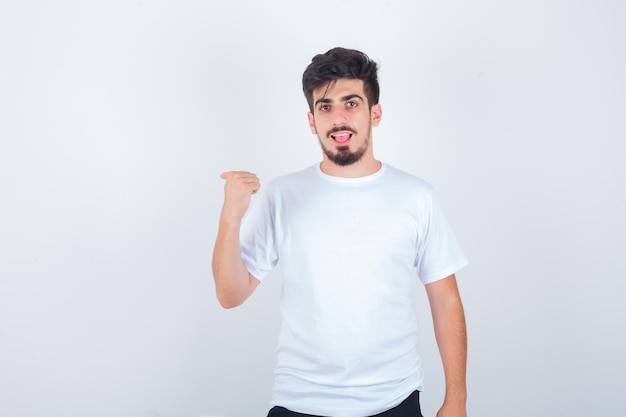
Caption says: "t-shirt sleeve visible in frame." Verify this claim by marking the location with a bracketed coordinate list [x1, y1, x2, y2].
[239, 187, 279, 281]
[414, 190, 468, 284]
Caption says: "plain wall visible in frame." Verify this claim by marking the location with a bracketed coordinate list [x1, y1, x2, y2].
[1, 1, 625, 416]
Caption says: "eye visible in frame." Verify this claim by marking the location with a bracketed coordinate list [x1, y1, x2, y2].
[346, 101, 357, 108]
[319, 104, 330, 112]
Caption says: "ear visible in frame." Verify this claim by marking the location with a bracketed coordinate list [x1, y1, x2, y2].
[307, 112, 317, 134]
[370, 103, 382, 127]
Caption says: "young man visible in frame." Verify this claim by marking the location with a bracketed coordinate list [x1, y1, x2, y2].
[213, 47, 468, 417]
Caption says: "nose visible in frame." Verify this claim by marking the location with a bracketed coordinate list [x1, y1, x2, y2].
[330, 106, 348, 126]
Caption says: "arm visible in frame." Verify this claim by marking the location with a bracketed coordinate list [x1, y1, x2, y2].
[212, 171, 261, 309]
[425, 274, 468, 417]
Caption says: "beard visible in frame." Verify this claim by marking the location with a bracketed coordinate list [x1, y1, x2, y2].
[319, 125, 371, 166]
[321, 142, 368, 166]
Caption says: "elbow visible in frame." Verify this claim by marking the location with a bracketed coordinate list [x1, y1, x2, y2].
[215, 289, 245, 309]
[213, 269, 258, 309]
[217, 296, 243, 309]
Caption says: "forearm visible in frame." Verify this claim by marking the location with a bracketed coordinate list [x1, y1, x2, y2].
[212, 214, 257, 308]
[433, 296, 467, 403]
[213, 171, 262, 308]
[426, 275, 468, 415]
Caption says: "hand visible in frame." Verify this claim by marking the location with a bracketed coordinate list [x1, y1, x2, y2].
[436, 401, 467, 417]
[219, 171, 261, 221]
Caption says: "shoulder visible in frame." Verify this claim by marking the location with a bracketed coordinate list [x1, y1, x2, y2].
[261, 165, 318, 195]
[382, 164, 436, 197]
[268, 165, 316, 185]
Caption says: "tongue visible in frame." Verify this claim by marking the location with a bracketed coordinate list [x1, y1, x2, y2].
[334, 134, 351, 144]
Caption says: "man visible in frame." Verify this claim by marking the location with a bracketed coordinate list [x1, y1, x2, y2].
[213, 47, 468, 417]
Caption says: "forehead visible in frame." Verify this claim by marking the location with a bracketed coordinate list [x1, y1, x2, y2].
[312, 78, 366, 102]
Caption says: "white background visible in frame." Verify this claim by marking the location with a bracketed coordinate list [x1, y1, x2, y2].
[1, 1, 625, 416]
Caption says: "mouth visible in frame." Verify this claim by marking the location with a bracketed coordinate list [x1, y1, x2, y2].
[330, 131, 352, 145]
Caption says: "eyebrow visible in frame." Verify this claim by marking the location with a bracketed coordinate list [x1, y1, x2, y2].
[314, 94, 364, 107]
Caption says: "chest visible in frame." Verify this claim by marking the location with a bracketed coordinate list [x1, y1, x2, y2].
[274, 187, 422, 268]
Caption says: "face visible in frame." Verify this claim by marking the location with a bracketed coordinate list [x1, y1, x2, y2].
[307, 78, 382, 167]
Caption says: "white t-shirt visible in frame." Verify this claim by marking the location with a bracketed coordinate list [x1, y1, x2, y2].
[240, 163, 467, 417]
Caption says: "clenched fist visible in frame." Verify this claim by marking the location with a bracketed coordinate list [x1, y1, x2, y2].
[219, 171, 261, 222]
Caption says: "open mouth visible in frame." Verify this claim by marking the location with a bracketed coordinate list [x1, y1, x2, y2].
[330, 132, 352, 144]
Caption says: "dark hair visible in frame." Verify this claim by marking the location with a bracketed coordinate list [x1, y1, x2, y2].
[302, 47, 380, 112]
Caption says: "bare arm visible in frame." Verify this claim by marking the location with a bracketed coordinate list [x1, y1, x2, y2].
[425, 274, 468, 417]
[212, 171, 261, 309]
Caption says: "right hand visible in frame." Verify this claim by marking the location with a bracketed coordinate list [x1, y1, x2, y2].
[219, 171, 261, 221]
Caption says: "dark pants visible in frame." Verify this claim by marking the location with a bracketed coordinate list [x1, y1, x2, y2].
[266, 390, 423, 417]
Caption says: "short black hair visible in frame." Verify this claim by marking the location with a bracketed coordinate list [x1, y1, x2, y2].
[302, 47, 380, 112]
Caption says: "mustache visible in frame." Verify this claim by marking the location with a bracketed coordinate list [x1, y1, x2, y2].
[327, 125, 356, 136]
